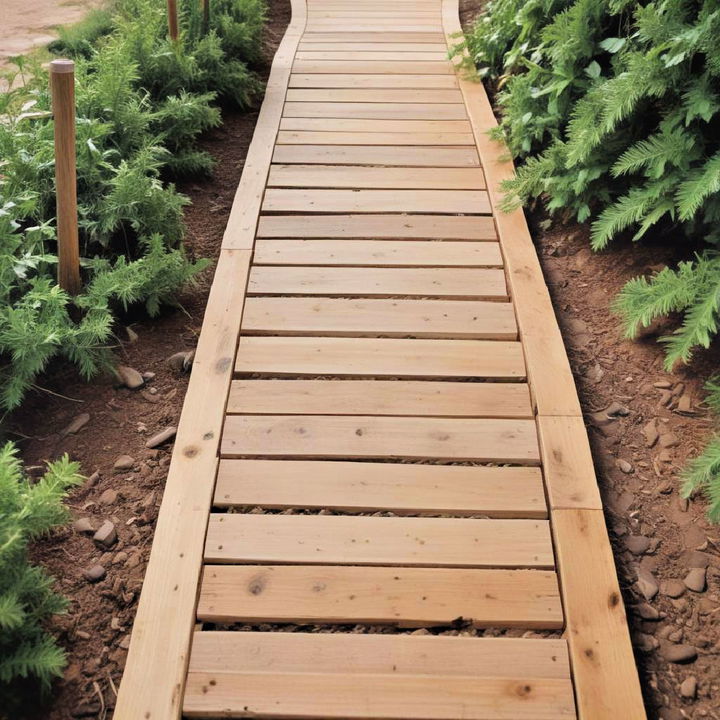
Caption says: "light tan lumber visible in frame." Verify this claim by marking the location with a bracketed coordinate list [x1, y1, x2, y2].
[257, 214, 496, 238]
[188, 631, 571, 678]
[280, 116, 470, 131]
[283, 101, 468, 119]
[213, 459, 547, 517]
[220, 415, 539, 463]
[273, 144, 479, 166]
[235, 336, 526, 378]
[277, 130, 474, 145]
[295, 51, 448, 60]
[184, 671, 575, 719]
[294, 60, 452, 73]
[253, 239, 502, 266]
[300, 32, 446, 42]
[441, 0, 579, 416]
[552, 509, 646, 719]
[247, 266, 505, 298]
[262, 188, 489, 214]
[112, 250, 252, 719]
[537, 415, 603, 510]
[297, 43, 449, 51]
[267, 164, 486, 189]
[205, 513, 551, 566]
[241, 297, 517, 339]
[304, 24, 443, 33]
[197, 565, 563, 628]
[227, 379, 531, 417]
[286, 88, 461, 102]
[290, 72, 457, 87]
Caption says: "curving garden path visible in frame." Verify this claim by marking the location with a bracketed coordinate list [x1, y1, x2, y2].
[113, 0, 646, 718]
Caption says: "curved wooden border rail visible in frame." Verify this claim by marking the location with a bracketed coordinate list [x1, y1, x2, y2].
[113, 1, 646, 718]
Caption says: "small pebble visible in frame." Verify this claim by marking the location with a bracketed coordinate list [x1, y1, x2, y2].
[680, 676, 697, 699]
[83, 565, 106, 583]
[684, 567, 707, 593]
[116, 365, 144, 389]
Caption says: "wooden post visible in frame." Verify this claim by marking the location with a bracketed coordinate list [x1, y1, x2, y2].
[202, 0, 210, 33]
[167, 0, 179, 41]
[50, 59, 81, 296]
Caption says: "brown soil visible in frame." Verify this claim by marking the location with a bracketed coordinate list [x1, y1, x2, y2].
[6, 1, 290, 718]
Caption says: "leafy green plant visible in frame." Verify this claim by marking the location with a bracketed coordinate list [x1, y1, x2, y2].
[0, 443, 83, 700]
[0, 0, 265, 412]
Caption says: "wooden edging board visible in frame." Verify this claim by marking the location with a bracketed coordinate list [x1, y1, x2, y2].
[111, 1, 308, 717]
[440, 2, 646, 718]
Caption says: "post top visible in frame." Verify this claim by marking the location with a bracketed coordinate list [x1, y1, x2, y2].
[49, 59, 75, 74]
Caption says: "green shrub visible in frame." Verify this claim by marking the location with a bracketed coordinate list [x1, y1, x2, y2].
[0, 443, 83, 701]
[0, 0, 266, 412]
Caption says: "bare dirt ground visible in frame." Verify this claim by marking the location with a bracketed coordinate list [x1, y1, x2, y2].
[1, 0, 102, 65]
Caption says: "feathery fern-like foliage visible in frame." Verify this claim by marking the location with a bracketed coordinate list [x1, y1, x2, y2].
[0, 444, 83, 702]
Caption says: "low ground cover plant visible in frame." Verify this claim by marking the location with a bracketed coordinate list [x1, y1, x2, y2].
[459, 0, 720, 516]
[1, 0, 266, 411]
[0, 443, 82, 705]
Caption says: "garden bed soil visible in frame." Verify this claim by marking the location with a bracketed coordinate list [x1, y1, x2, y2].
[8, 1, 720, 718]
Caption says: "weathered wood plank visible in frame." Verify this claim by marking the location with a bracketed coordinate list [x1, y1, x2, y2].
[289, 73, 458, 87]
[247, 266, 506, 298]
[267, 164, 486, 189]
[280, 116, 470, 131]
[235, 336, 526, 378]
[197, 565, 563, 628]
[285, 88, 463, 102]
[213, 459, 547, 517]
[241, 296, 517, 339]
[227, 379, 530, 416]
[262, 188, 489, 213]
[293, 60, 453, 73]
[253, 239, 502, 267]
[220, 415, 539, 463]
[257, 214, 496, 238]
[273, 144, 479, 166]
[283, 101, 468, 119]
[276, 130, 475, 145]
[205, 513, 552, 566]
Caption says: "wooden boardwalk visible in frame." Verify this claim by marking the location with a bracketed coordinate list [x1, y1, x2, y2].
[113, 1, 646, 718]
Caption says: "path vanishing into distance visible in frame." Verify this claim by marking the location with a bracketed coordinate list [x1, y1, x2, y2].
[113, 0, 647, 717]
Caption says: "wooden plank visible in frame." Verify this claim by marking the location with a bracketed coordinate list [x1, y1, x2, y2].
[197, 565, 563, 628]
[293, 60, 453, 74]
[213, 459, 547, 518]
[276, 130, 475, 145]
[295, 51, 448, 61]
[552, 509, 645, 720]
[297, 43, 449, 51]
[537, 416, 603, 510]
[273, 144, 479, 166]
[280, 117, 470, 131]
[286, 88, 461, 103]
[289, 72, 458, 87]
[267, 165, 486, 189]
[241, 297, 517, 339]
[257, 214, 496, 239]
[235, 336, 526, 378]
[441, 0, 579, 416]
[227, 379, 531, 417]
[221, 415, 539, 463]
[247, 266, 506, 298]
[113, 250, 253, 719]
[253, 239, 502, 267]
[185, 671, 575, 719]
[262, 188, 489, 214]
[205, 513, 551, 566]
[303, 25, 444, 33]
[188, 631, 571, 678]
[300, 32, 445, 42]
[283, 101, 468, 119]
